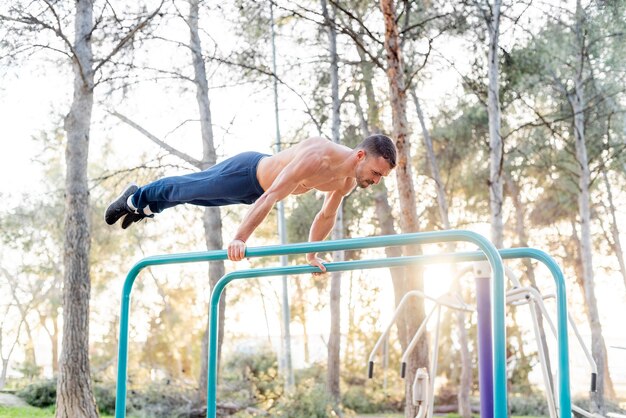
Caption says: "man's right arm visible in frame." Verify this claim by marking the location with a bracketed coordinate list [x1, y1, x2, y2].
[227, 154, 323, 261]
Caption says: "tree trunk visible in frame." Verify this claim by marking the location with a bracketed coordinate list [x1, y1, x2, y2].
[412, 92, 450, 227]
[301, 312, 310, 365]
[412, 90, 472, 418]
[570, 4, 614, 403]
[601, 170, 626, 289]
[40, 292, 61, 376]
[571, 84, 613, 412]
[328, 265, 342, 406]
[56, 1, 98, 417]
[199, 211, 225, 403]
[269, 1, 295, 390]
[188, 0, 227, 404]
[356, 52, 409, 366]
[485, 0, 504, 248]
[355, 38, 380, 131]
[52, 309, 59, 375]
[321, 0, 342, 407]
[380, 2, 427, 416]
[0, 359, 8, 390]
[0, 313, 25, 391]
[504, 174, 553, 394]
[8, 280, 38, 374]
[344, 274, 355, 366]
[381, 1, 418, 235]
[570, 220, 616, 409]
[289, 281, 310, 364]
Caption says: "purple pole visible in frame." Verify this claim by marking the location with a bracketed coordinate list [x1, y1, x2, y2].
[476, 275, 494, 418]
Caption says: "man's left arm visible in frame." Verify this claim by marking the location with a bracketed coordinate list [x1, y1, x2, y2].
[306, 189, 347, 272]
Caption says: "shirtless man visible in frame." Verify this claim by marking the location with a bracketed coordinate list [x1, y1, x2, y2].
[105, 134, 397, 270]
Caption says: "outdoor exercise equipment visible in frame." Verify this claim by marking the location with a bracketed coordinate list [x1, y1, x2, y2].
[113, 230, 573, 418]
[368, 260, 599, 418]
[368, 288, 473, 418]
[413, 367, 430, 418]
[503, 268, 600, 418]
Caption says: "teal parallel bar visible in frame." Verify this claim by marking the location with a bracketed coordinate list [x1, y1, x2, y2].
[204, 248, 571, 418]
[115, 230, 508, 418]
[501, 248, 572, 418]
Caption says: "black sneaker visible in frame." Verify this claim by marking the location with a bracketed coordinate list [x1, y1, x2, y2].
[104, 183, 138, 226]
[121, 211, 153, 229]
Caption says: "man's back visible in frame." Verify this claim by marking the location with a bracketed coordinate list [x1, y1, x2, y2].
[256, 137, 354, 194]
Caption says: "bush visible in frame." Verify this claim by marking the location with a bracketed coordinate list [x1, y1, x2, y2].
[127, 383, 195, 418]
[220, 348, 283, 409]
[18, 379, 56, 408]
[508, 393, 549, 416]
[17, 378, 118, 414]
[572, 396, 626, 415]
[272, 379, 337, 418]
[342, 384, 403, 414]
[94, 383, 117, 415]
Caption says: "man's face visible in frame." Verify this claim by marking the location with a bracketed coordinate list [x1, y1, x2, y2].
[355, 153, 393, 188]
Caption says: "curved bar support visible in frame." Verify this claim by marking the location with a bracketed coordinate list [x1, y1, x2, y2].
[117, 232, 565, 418]
[202, 231, 506, 418]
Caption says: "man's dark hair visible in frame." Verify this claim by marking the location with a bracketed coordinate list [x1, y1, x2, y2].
[356, 134, 397, 168]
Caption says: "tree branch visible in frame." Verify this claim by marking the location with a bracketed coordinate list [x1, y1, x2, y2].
[107, 110, 202, 168]
[93, 0, 164, 74]
[328, 0, 384, 46]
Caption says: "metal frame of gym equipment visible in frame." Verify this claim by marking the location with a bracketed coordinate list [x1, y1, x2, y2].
[369, 263, 599, 418]
[114, 230, 573, 418]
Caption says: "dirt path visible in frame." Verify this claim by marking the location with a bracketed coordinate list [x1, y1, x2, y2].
[0, 392, 28, 407]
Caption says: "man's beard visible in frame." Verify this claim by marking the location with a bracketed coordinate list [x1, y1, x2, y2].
[357, 178, 373, 188]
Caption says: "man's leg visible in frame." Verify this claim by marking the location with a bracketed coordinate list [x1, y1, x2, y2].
[131, 151, 267, 212]
[105, 151, 267, 228]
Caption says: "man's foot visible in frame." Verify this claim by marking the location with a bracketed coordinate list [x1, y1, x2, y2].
[120, 212, 153, 230]
[104, 183, 138, 226]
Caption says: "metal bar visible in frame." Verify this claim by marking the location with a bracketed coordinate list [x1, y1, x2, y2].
[115, 232, 572, 418]
[115, 231, 506, 417]
[202, 231, 507, 418]
[205, 248, 571, 418]
[476, 275, 494, 418]
[504, 249, 571, 418]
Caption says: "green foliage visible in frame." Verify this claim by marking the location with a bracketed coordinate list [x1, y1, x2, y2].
[137, 284, 205, 383]
[17, 379, 56, 408]
[293, 362, 325, 383]
[287, 193, 323, 246]
[126, 383, 195, 418]
[17, 379, 132, 416]
[342, 384, 403, 414]
[93, 383, 117, 415]
[428, 102, 491, 216]
[220, 348, 284, 410]
[571, 396, 626, 415]
[271, 378, 336, 418]
[501, 0, 626, 228]
[508, 393, 550, 417]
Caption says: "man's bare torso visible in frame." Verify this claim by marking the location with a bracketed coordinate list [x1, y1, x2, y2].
[256, 137, 355, 195]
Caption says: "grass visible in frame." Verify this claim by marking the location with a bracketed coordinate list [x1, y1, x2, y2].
[0, 405, 121, 418]
[0, 405, 55, 417]
[0, 406, 548, 418]
[356, 415, 546, 418]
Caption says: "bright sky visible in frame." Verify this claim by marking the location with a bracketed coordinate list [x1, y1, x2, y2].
[0, 62, 66, 196]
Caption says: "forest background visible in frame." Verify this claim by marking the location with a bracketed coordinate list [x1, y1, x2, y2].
[1, 0, 626, 417]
